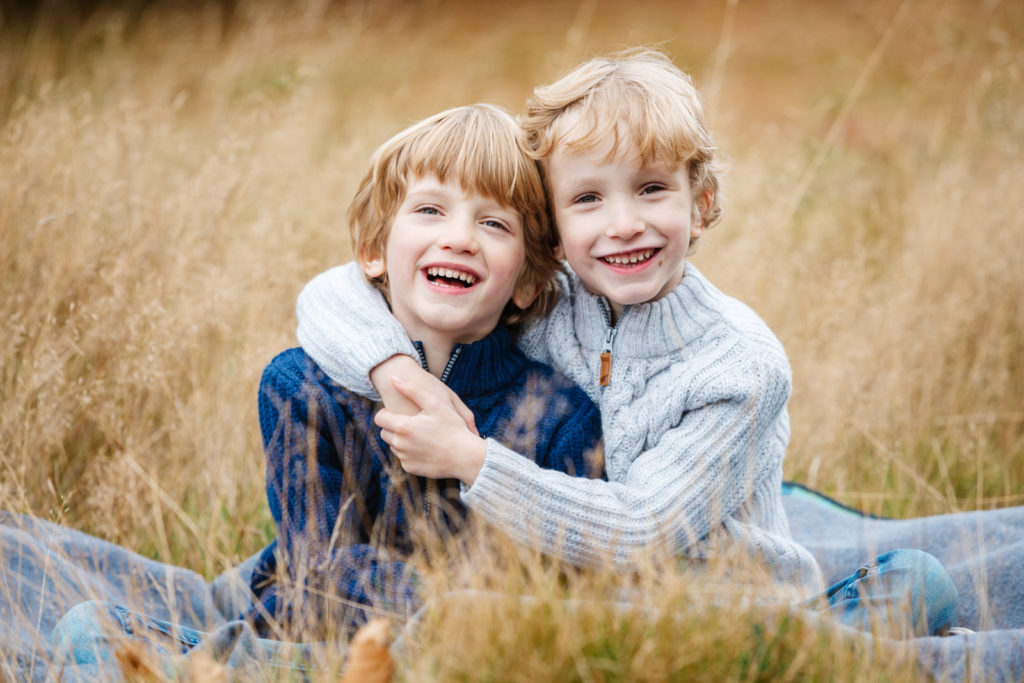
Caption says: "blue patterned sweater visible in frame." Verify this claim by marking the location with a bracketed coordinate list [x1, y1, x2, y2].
[246, 324, 603, 638]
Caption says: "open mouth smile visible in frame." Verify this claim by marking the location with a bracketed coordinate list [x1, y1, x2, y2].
[424, 266, 478, 289]
[600, 248, 658, 267]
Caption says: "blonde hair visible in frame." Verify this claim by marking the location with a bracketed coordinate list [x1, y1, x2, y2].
[521, 48, 723, 250]
[349, 104, 559, 325]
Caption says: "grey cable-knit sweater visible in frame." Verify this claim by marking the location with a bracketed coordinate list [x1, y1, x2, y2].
[296, 262, 824, 594]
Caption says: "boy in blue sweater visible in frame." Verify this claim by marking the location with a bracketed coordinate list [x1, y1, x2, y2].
[246, 103, 603, 640]
[47, 104, 602, 666]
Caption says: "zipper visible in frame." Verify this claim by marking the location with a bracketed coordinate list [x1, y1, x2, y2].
[409, 343, 463, 522]
[439, 346, 462, 384]
[413, 344, 429, 371]
[412, 343, 462, 383]
[597, 299, 618, 387]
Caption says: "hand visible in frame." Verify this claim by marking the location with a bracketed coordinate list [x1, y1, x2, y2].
[374, 376, 487, 486]
[369, 355, 478, 435]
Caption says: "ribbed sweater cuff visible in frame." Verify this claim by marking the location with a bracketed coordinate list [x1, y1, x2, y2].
[462, 439, 530, 515]
[295, 263, 417, 399]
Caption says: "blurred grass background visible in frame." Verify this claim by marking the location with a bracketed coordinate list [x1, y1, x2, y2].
[1, 0, 1022, 678]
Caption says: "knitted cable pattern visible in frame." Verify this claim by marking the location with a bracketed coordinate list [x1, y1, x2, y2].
[297, 263, 824, 594]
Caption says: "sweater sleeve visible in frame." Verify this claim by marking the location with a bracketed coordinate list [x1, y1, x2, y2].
[462, 351, 819, 587]
[295, 262, 417, 399]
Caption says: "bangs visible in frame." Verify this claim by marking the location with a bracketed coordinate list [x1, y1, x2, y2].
[353, 103, 558, 325]
[402, 109, 532, 210]
[552, 83, 704, 168]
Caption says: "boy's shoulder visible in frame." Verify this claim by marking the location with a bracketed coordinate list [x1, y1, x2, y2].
[680, 265, 784, 348]
[263, 347, 322, 381]
[675, 268, 792, 399]
[260, 347, 371, 405]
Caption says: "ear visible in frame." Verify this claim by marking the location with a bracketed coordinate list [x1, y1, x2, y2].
[690, 217, 706, 242]
[553, 243, 565, 261]
[359, 249, 386, 278]
[690, 190, 712, 241]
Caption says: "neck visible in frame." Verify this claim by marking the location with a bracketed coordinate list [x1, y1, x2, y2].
[417, 331, 457, 378]
[608, 300, 623, 324]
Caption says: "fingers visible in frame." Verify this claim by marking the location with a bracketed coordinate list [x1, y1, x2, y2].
[376, 424, 408, 463]
[390, 376, 442, 412]
[374, 408, 399, 432]
[430, 380, 479, 436]
[375, 410, 412, 457]
[454, 400, 479, 436]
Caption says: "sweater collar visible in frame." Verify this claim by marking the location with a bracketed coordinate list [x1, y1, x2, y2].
[411, 324, 525, 399]
[571, 263, 724, 358]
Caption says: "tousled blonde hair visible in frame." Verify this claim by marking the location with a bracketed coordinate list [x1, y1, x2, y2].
[350, 104, 559, 325]
[521, 48, 723, 251]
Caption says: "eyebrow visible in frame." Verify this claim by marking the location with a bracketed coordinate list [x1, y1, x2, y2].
[554, 175, 603, 194]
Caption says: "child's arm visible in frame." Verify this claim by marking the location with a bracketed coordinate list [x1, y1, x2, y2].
[297, 263, 481, 431]
[378, 352, 819, 587]
[466, 355, 817, 582]
[376, 369, 603, 485]
[296, 263, 418, 400]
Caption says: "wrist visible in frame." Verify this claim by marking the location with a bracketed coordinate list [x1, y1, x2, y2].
[370, 354, 422, 416]
[458, 435, 487, 487]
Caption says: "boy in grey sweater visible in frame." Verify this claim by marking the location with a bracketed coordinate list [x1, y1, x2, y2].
[295, 49, 959, 637]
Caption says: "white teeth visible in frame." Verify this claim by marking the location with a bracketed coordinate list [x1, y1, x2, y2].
[603, 249, 655, 265]
[426, 266, 477, 285]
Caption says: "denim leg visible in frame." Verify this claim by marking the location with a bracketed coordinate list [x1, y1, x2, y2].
[50, 600, 207, 665]
[801, 549, 958, 637]
[51, 600, 321, 675]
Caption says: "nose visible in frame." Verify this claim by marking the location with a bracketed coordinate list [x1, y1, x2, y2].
[605, 199, 645, 240]
[438, 215, 479, 253]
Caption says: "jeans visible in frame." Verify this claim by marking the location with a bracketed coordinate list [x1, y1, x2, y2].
[800, 548, 958, 637]
[50, 601, 315, 674]
[51, 549, 959, 671]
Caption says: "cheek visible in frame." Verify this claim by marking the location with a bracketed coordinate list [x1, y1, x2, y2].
[554, 216, 588, 258]
[486, 237, 527, 284]
[558, 235, 591, 271]
[383, 240, 418, 281]
[504, 251, 528, 285]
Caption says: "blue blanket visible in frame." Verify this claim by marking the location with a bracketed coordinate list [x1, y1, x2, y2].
[0, 511, 272, 680]
[3, 487, 1023, 680]
[783, 482, 1024, 679]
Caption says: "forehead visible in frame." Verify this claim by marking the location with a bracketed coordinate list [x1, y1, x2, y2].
[545, 139, 685, 189]
[544, 104, 693, 169]
[402, 173, 520, 211]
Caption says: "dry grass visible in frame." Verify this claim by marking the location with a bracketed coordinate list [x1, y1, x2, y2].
[1, 0, 1022, 679]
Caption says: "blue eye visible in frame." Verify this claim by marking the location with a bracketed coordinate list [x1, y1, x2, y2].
[640, 184, 665, 195]
[483, 219, 510, 231]
[574, 193, 599, 204]
[416, 205, 441, 215]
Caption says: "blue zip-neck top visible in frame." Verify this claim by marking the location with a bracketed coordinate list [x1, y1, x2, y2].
[247, 324, 602, 639]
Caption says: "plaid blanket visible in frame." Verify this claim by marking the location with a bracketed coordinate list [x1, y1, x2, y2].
[3, 487, 1022, 680]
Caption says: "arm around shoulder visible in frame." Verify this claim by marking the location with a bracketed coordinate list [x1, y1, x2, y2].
[295, 262, 416, 398]
[459, 347, 794, 570]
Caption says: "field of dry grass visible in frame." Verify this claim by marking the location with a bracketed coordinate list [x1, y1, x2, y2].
[2, 0, 1022, 679]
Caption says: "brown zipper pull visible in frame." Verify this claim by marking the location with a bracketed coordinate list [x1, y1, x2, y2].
[599, 321, 617, 387]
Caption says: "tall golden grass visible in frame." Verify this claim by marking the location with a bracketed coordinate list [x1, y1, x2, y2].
[1, 0, 1022, 679]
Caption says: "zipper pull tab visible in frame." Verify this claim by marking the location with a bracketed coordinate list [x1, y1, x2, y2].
[600, 327, 615, 386]
[600, 351, 612, 386]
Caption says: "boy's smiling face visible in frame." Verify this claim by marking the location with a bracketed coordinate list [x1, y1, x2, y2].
[546, 139, 704, 319]
[361, 175, 527, 347]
